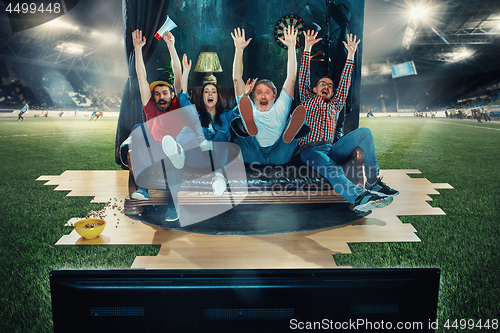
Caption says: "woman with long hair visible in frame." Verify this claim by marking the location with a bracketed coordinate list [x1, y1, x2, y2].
[175, 55, 238, 196]
[194, 82, 236, 144]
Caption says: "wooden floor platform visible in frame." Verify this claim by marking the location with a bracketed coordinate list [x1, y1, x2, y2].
[37, 169, 452, 269]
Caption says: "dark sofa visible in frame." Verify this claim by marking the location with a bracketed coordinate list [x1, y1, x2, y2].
[123, 86, 364, 215]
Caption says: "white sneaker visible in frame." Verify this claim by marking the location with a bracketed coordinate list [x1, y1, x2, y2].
[162, 135, 185, 169]
[199, 139, 213, 152]
[212, 172, 227, 196]
[131, 188, 149, 200]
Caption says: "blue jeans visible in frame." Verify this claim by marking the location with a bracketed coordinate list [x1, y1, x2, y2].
[300, 127, 380, 204]
[177, 90, 205, 146]
[236, 134, 298, 165]
[177, 126, 231, 173]
[233, 114, 300, 165]
[126, 123, 184, 209]
[176, 92, 230, 172]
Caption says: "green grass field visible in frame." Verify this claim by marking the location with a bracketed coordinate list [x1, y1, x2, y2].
[0, 115, 499, 332]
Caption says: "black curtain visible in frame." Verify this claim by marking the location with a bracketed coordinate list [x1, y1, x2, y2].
[330, 3, 359, 136]
[115, 0, 171, 168]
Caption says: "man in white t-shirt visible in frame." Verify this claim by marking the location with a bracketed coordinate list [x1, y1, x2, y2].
[230, 26, 309, 165]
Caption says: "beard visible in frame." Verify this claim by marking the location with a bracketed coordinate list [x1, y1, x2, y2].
[256, 99, 272, 111]
[319, 89, 332, 102]
[156, 98, 173, 112]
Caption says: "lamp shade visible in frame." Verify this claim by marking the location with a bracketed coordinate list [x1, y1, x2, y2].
[194, 52, 223, 73]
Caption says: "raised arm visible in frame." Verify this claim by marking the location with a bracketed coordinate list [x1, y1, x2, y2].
[132, 29, 152, 106]
[342, 33, 360, 61]
[304, 29, 322, 54]
[181, 54, 192, 93]
[163, 31, 182, 95]
[279, 25, 298, 98]
[332, 34, 360, 108]
[231, 28, 252, 97]
[299, 30, 322, 102]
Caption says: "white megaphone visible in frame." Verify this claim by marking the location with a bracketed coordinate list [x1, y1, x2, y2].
[155, 15, 178, 40]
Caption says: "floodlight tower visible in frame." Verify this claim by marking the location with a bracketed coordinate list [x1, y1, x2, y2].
[402, 5, 428, 50]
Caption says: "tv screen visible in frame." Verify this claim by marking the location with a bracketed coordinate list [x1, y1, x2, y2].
[391, 61, 418, 78]
[50, 268, 440, 333]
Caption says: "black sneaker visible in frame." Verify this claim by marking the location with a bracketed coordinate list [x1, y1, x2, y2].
[353, 191, 393, 213]
[365, 177, 399, 196]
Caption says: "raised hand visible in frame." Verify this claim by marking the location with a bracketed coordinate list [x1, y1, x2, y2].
[244, 78, 258, 96]
[342, 33, 360, 56]
[132, 29, 146, 49]
[181, 54, 192, 92]
[182, 53, 192, 72]
[303, 30, 322, 52]
[231, 27, 252, 50]
[278, 25, 298, 49]
[163, 31, 175, 47]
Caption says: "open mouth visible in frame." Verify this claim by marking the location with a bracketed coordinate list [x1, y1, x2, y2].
[207, 97, 214, 103]
[260, 100, 269, 106]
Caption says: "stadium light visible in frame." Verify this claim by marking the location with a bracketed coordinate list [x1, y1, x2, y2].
[450, 48, 474, 62]
[410, 6, 428, 21]
[55, 42, 84, 55]
[402, 2, 436, 49]
[44, 19, 79, 32]
[101, 32, 120, 44]
[91, 31, 120, 44]
[402, 22, 417, 50]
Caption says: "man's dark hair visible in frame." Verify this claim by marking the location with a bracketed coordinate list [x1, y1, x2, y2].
[313, 76, 336, 90]
[195, 83, 225, 128]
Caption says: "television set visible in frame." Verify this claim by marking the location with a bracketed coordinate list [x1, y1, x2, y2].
[50, 268, 440, 332]
[391, 61, 418, 78]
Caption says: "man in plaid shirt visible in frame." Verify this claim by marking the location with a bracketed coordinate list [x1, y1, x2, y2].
[298, 31, 398, 213]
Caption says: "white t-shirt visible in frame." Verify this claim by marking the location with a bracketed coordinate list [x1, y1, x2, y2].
[236, 91, 293, 147]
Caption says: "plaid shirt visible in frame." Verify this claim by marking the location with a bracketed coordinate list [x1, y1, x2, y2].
[298, 51, 354, 147]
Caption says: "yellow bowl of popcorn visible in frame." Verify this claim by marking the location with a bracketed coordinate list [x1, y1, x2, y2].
[74, 218, 106, 240]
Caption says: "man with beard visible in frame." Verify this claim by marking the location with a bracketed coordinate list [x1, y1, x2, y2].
[122, 29, 192, 221]
[298, 30, 398, 214]
[230, 26, 310, 165]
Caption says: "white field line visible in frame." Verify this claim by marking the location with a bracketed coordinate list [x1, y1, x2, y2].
[433, 120, 500, 131]
[0, 131, 107, 138]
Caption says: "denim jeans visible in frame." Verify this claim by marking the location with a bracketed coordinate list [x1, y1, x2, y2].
[236, 134, 298, 165]
[177, 90, 205, 146]
[177, 126, 232, 174]
[300, 127, 380, 203]
[127, 123, 184, 206]
[233, 112, 302, 165]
